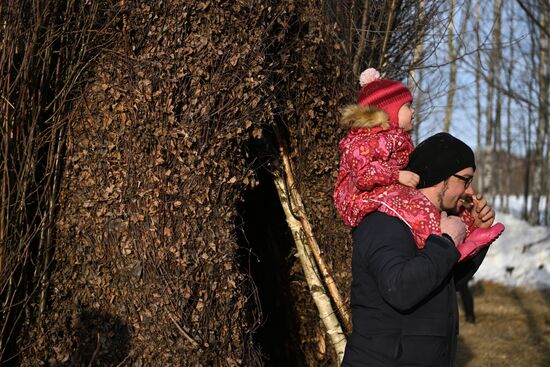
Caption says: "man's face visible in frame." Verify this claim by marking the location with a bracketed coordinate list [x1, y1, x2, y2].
[438, 167, 475, 214]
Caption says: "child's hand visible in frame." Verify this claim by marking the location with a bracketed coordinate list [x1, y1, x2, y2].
[398, 170, 420, 188]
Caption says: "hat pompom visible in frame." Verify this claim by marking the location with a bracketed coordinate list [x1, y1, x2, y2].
[359, 68, 380, 87]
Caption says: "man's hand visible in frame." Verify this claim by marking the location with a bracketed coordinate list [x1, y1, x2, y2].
[440, 211, 466, 244]
[471, 194, 495, 228]
[398, 170, 420, 188]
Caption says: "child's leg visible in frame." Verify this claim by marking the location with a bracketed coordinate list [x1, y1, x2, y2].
[339, 187, 387, 227]
[373, 185, 505, 257]
[375, 184, 441, 248]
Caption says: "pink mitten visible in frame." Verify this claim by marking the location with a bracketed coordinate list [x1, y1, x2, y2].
[456, 223, 505, 262]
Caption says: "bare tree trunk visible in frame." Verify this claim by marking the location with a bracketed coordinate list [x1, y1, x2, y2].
[523, 78, 534, 220]
[353, 0, 371, 75]
[492, 0, 503, 202]
[481, 0, 501, 199]
[521, 15, 538, 220]
[485, 61, 495, 152]
[412, 69, 424, 145]
[443, 0, 456, 133]
[539, 6, 549, 224]
[409, 0, 425, 145]
[502, 2, 515, 214]
[528, 6, 547, 225]
[474, 1, 486, 194]
[379, 0, 398, 69]
[443, 0, 471, 133]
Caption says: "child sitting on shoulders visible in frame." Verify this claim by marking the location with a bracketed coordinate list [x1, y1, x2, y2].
[334, 68, 504, 260]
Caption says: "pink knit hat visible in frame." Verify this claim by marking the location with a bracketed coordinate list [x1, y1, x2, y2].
[356, 68, 413, 128]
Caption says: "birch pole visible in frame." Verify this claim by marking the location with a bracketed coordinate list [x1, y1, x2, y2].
[273, 170, 347, 364]
[277, 146, 352, 333]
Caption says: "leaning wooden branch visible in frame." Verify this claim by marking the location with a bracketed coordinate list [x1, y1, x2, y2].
[273, 171, 347, 364]
[278, 148, 352, 333]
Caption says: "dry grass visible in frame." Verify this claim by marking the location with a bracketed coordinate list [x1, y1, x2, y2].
[457, 281, 550, 367]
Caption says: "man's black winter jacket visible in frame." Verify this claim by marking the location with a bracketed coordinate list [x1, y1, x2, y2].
[342, 212, 488, 367]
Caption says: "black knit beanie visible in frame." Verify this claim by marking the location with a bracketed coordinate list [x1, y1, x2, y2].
[407, 132, 476, 189]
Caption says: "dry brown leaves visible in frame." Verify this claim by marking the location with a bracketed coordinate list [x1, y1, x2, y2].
[22, 1, 275, 366]
[19, 0, 357, 366]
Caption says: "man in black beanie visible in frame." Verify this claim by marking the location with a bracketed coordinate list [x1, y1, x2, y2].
[408, 132, 476, 190]
[342, 132, 496, 367]
[406, 132, 480, 215]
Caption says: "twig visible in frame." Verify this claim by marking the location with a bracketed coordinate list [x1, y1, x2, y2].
[115, 355, 130, 367]
[167, 312, 201, 349]
[0, 95, 15, 109]
[87, 332, 101, 367]
[521, 233, 550, 253]
[515, 0, 550, 38]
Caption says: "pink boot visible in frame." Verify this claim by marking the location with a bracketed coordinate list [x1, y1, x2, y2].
[456, 223, 505, 262]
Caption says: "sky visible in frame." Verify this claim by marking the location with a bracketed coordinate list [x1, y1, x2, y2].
[418, 3, 550, 289]
[411, 1, 535, 155]
[473, 196, 550, 289]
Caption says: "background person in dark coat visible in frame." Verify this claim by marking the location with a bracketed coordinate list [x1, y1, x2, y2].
[342, 133, 498, 367]
[457, 277, 476, 323]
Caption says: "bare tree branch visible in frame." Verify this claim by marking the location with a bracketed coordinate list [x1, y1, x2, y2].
[515, 0, 550, 38]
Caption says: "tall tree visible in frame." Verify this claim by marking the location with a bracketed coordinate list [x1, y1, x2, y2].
[474, 1, 487, 194]
[409, 0, 426, 145]
[527, 1, 548, 224]
[443, 0, 456, 133]
[479, 0, 502, 199]
[443, 0, 472, 133]
[539, 2, 549, 224]
[502, 2, 515, 214]
[491, 0, 503, 199]
[353, 1, 371, 75]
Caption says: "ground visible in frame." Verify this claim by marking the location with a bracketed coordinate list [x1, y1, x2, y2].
[457, 281, 550, 367]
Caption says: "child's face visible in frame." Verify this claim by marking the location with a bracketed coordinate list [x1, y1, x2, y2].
[398, 103, 414, 132]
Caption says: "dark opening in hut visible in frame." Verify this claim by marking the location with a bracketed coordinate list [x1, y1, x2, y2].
[236, 165, 305, 366]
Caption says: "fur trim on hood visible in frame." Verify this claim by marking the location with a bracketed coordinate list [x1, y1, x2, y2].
[340, 104, 390, 130]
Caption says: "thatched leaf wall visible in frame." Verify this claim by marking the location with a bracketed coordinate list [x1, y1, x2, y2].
[11, 1, 350, 366]
[25, 2, 273, 366]
[1, 0, 440, 365]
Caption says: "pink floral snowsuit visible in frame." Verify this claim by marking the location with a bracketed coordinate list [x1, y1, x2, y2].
[334, 126, 475, 248]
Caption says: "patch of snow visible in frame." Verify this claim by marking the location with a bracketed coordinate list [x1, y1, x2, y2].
[474, 201, 550, 289]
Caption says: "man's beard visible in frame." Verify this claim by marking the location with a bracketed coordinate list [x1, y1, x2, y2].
[437, 180, 458, 214]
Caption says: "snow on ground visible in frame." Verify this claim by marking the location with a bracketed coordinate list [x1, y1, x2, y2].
[474, 196, 550, 290]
